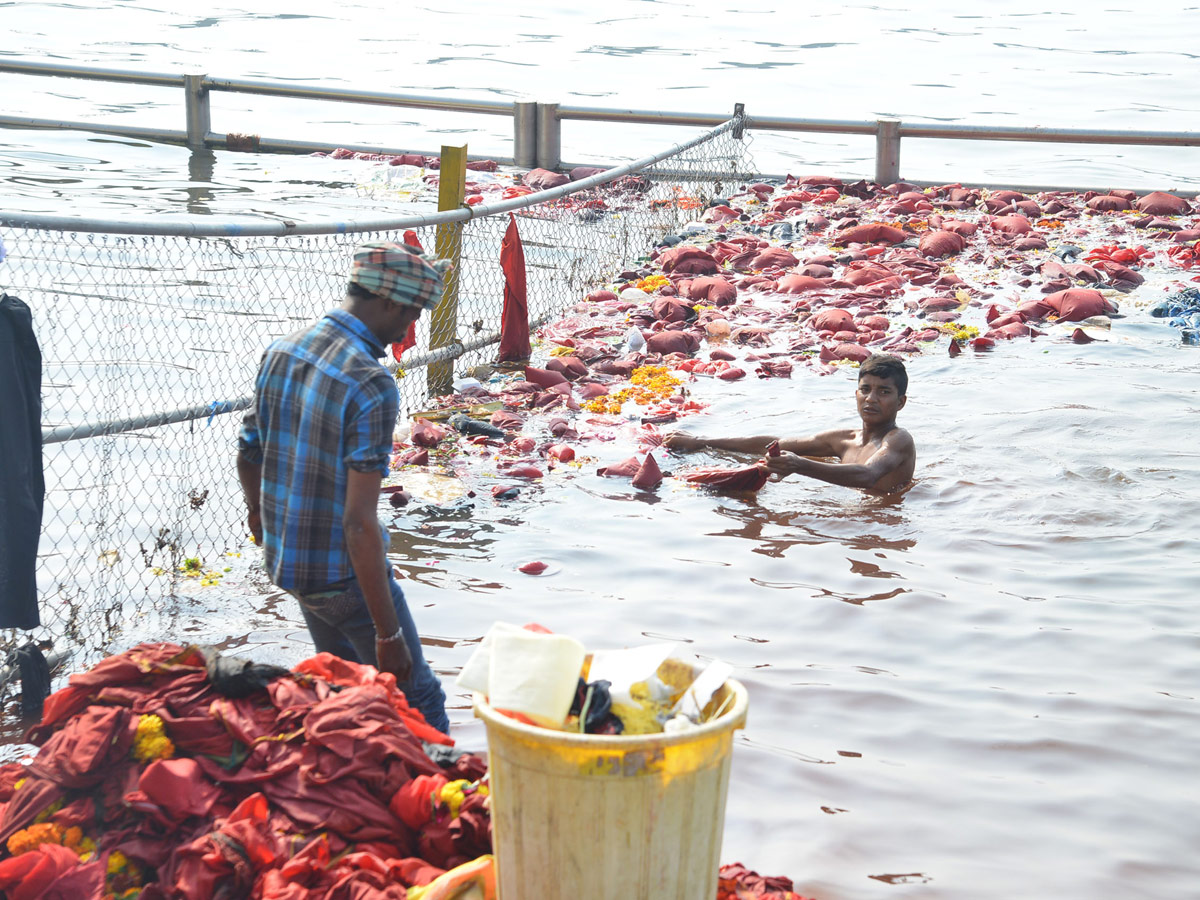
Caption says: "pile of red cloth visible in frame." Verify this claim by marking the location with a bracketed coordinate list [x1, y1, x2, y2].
[0, 643, 489, 899]
[0, 644, 812, 899]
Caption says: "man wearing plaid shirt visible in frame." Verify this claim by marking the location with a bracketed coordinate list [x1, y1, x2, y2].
[237, 241, 450, 734]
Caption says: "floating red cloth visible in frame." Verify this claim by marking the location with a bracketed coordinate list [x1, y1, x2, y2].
[498, 214, 531, 363]
[1042, 288, 1116, 321]
[659, 246, 720, 275]
[597, 456, 641, 478]
[523, 366, 569, 389]
[918, 230, 966, 258]
[809, 309, 854, 333]
[681, 464, 770, 492]
[411, 418, 447, 448]
[1135, 191, 1191, 215]
[631, 452, 663, 490]
[833, 223, 907, 244]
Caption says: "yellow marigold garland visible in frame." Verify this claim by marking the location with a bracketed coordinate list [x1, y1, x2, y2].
[582, 365, 681, 415]
[6, 821, 96, 859]
[132, 714, 175, 763]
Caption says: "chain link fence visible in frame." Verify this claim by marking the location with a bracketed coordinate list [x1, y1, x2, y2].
[0, 116, 754, 672]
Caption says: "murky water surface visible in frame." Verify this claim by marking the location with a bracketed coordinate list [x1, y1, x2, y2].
[3, 2, 1199, 897]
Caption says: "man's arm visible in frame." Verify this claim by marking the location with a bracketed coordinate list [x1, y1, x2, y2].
[763, 430, 915, 490]
[665, 429, 850, 457]
[344, 468, 413, 682]
[236, 454, 264, 545]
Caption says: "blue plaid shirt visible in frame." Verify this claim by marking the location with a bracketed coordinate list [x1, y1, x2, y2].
[238, 309, 396, 592]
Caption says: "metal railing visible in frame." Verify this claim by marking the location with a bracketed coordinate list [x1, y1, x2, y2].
[3, 59, 1198, 186]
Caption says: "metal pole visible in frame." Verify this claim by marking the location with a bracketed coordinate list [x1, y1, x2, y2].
[536, 102, 561, 171]
[875, 118, 901, 185]
[429, 144, 468, 397]
[732, 103, 745, 140]
[513, 101, 537, 169]
[184, 74, 211, 150]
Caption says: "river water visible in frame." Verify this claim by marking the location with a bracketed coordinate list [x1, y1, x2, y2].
[2, 1, 1199, 216]
[3, 2, 1200, 898]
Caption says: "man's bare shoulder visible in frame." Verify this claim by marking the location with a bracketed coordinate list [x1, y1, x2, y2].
[780, 428, 856, 458]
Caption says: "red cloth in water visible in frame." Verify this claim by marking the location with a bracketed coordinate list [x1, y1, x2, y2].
[1042, 288, 1115, 321]
[645, 331, 700, 355]
[681, 465, 770, 492]
[523, 366, 569, 388]
[833, 223, 907, 244]
[717, 861, 813, 899]
[809, 309, 854, 333]
[775, 274, 829, 294]
[1086, 194, 1132, 212]
[820, 342, 871, 362]
[597, 456, 641, 478]
[631, 452, 663, 489]
[545, 356, 588, 380]
[411, 418, 447, 448]
[651, 296, 693, 323]
[748, 247, 798, 269]
[918, 230, 966, 258]
[991, 215, 1033, 234]
[658, 246, 720, 275]
[840, 265, 893, 286]
[686, 276, 737, 306]
[498, 214, 531, 362]
[1135, 191, 1191, 216]
[522, 168, 569, 190]
[489, 410, 524, 431]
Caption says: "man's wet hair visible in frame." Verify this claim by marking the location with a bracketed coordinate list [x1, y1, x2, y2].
[859, 354, 908, 396]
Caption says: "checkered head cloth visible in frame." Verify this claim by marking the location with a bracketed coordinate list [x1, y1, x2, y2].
[348, 241, 450, 310]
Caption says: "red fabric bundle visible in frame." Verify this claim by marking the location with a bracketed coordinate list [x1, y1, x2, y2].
[545, 356, 588, 380]
[918, 230, 966, 258]
[411, 418, 447, 448]
[658, 246, 720, 275]
[1086, 194, 1132, 212]
[680, 465, 770, 492]
[809, 309, 854, 333]
[747, 247, 798, 269]
[522, 168, 570, 190]
[631, 453, 663, 490]
[775, 274, 829, 294]
[597, 456, 641, 478]
[991, 215, 1033, 234]
[645, 331, 700, 355]
[523, 366, 569, 388]
[651, 297, 694, 323]
[489, 411, 524, 431]
[1135, 191, 1191, 215]
[833, 223, 907, 244]
[686, 276, 738, 306]
[1041, 289, 1116, 321]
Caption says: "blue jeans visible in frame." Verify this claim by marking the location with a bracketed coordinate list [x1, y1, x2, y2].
[291, 575, 449, 735]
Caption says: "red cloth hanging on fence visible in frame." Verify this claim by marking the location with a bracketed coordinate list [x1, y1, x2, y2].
[498, 214, 531, 363]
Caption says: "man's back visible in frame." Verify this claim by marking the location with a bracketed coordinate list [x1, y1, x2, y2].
[240, 310, 397, 592]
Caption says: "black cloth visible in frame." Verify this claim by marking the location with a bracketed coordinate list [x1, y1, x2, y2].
[0, 293, 44, 629]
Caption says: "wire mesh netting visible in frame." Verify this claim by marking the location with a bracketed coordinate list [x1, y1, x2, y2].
[0, 116, 754, 672]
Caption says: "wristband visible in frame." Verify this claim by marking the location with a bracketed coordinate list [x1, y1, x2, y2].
[376, 627, 405, 644]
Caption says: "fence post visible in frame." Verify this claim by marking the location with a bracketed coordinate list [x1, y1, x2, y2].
[536, 102, 561, 171]
[732, 102, 745, 140]
[514, 101, 537, 168]
[184, 74, 211, 150]
[428, 144, 468, 397]
[875, 118, 901, 185]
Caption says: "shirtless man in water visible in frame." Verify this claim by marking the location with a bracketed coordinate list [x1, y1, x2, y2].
[664, 353, 916, 493]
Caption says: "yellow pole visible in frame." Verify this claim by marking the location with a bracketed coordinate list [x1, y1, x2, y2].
[429, 144, 467, 397]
